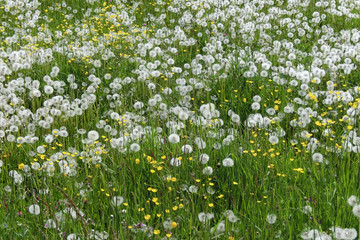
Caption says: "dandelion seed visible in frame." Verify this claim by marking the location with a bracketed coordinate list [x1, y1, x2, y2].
[188, 185, 198, 193]
[222, 158, 234, 167]
[266, 213, 277, 224]
[199, 154, 209, 164]
[251, 102, 260, 111]
[111, 196, 124, 207]
[353, 205, 360, 217]
[312, 153, 323, 163]
[168, 133, 180, 144]
[302, 205, 312, 214]
[88, 130, 99, 141]
[130, 143, 140, 152]
[269, 136, 279, 145]
[202, 166, 213, 175]
[170, 158, 181, 167]
[29, 204, 40, 215]
[348, 196, 358, 207]
[181, 144, 193, 153]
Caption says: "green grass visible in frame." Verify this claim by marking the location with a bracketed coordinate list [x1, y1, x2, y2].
[1, 0, 360, 239]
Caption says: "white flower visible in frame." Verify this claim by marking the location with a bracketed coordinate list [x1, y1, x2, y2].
[31, 162, 40, 170]
[111, 196, 124, 207]
[133, 101, 144, 109]
[170, 158, 181, 167]
[222, 158, 234, 167]
[188, 185, 198, 193]
[178, 111, 189, 120]
[342, 228, 357, 239]
[4, 186, 11, 192]
[228, 214, 239, 223]
[44, 85, 54, 94]
[269, 136, 279, 145]
[168, 133, 180, 144]
[251, 102, 260, 110]
[45, 219, 56, 228]
[88, 130, 99, 141]
[300, 229, 321, 239]
[231, 114, 240, 123]
[266, 213, 277, 224]
[163, 219, 172, 230]
[353, 205, 360, 217]
[312, 153, 323, 163]
[202, 166, 213, 175]
[67, 234, 79, 240]
[181, 144, 193, 153]
[199, 154, 209, 164]
[29, 204, 40, 215]
[253, 95, 262, 102]
[214, 221, 226, 232]
[37, 146, 46, 154]
[302, 205, 312, 214]
[348, 196, 358, 207]
[130, 143, 140, 152]
[195, 137, 206, 149]
[198, 212, 214, 223]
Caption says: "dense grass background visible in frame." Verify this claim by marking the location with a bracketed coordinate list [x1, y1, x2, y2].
[1, 0, 360, 239]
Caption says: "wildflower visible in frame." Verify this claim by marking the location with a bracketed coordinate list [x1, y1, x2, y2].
[130, 143, 140, 152]
[88, 130, 99, 141]
[269, 136, 279, 145]
[312, 153, 323, 163]
[222, 158, 234, 167]
[111, 196, 124, 207]
[353, 205, 360, 217]
[202, 166, 213, 175]
[168, 134, 180, 144]
[18, 163, 25, 170]
[199, 154, 210, 164]
[36, 146, 46, 154]
[188, 185, 198, 193]
[163, 219, 172, 229]
[251, 102, 261, 111]
[170, 158, 181, 167]
[302, 205, 312, 214]
[343, 228, 358, 239]
[29, 204, 40, 215]
[181, 144, 193, 153]
[231, 114, 240, 123]
[348, 196, 357, 207]
[198, 212, 214, 223]
[266, 213, 277, 224]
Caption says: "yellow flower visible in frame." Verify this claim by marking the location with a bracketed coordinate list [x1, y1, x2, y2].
[171, 222, 177, 228]
[144, 214, 151, 220]
[209, 203, 214, 207]
[153, 230, 160, 235]
[18, 163, 25, 170]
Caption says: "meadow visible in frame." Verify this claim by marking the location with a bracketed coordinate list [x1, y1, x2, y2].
[1, 0, 360, 239]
